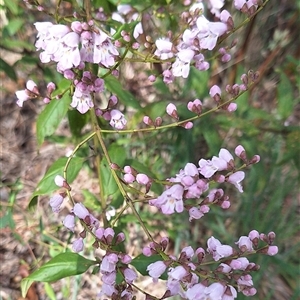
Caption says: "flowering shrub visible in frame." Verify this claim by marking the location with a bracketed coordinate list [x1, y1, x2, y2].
[13, 0, 284, 299]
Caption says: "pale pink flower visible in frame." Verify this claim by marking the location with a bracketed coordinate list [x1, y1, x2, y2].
[207, 236, 233, 261]
[227, 171, 245, 192]
[63, 214, 75, 232]
[172, 49, 195, 78]
[93, 29, 119, 67]
[184, 163, 199, 177]
[205, 282, 225, 299]
[198, 159, 219, 178]
[49, 194, 64, 213]
[235, 236, 253, 251]
[229, 257, 250, 270]
[234, 0, 246, 10]
[123, 268, 137, 283]
[73, 203, 90, 219]
[222, 285, 237, 300]
[109, 109, 127, 129]
[185, 283, 206, 300]
[189, 207, 204, 221]
[102, 271, 116, 285]
[55, 32, 81, 71]
[133, 22, 143, 39]
[196, 16, 227, 50]
[163, 69, 174, 84]
[15, 80, 39, 107]
[147, 261, 167, 281]
[154, 38, 174, 60]
[207, 0, 225, 17]
[100, 253, 118, 273]
[72, 237, 84, 252]
[150, 184, 184, 214]
[237, 274, 253, 287]
[181, 246, 194, 259]
[71, 90, 94, 114]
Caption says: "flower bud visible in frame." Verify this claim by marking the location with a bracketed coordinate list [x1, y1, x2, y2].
[54, 175, 71, 190]
[136, 173, 150, 185]
[235, 145, 247, 160]
[155, 117, 162, 127]
[166, 103, 179, 120]
[143, 116, 154, 126]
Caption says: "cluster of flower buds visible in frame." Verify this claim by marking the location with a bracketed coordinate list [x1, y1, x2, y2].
[149, 146, 260, 218]
[144, 231, 278, 299]
[234, 0, 261, 16]
[15, 80, 57, 107]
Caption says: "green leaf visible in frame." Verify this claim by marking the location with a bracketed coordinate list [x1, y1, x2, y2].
[0, 57, 17, 81]
[4, 18, 24, 36]
[68, 109, 89, 138]
[29, 157, 84, 208]
[105, 75, 141, 109]
[36, 89, 70, 147]
[131, 254, 167, 279]
[100, 143, 126, 199]
[277, 72, 294, 120]
[112, 20, 139, 40]
[21, 252, 97, 297]
[3, 0, 19, 14]
[0, 38, 35, 51]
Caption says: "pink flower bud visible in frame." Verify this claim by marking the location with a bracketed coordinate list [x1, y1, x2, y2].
[43, 97, 51, 104]
[143, 116, 154, 126]
[54, 175, 70, 189]
[136, 173, 150, 185]
[249, 154, 260, 164]
[267, 245, 278, 256]
[95, 228, 104, 240]
[124, 173, 135, 184]
[209, 85, 221, 98]
[148, 75, 156, 82]
[227, 102, 237, 112]
[155, 117, 162, 127]
[115, 232, 125, 244]
[73, 203, 89, 219]
[166, 103, 178, 120]
[182, 121, 193, 129]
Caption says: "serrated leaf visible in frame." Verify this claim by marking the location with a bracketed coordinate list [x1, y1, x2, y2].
[21, 252, 97, 297]
[28, 157, 84, 208]
[105, 75, 141, 109]
[36, 92, 70, 147]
